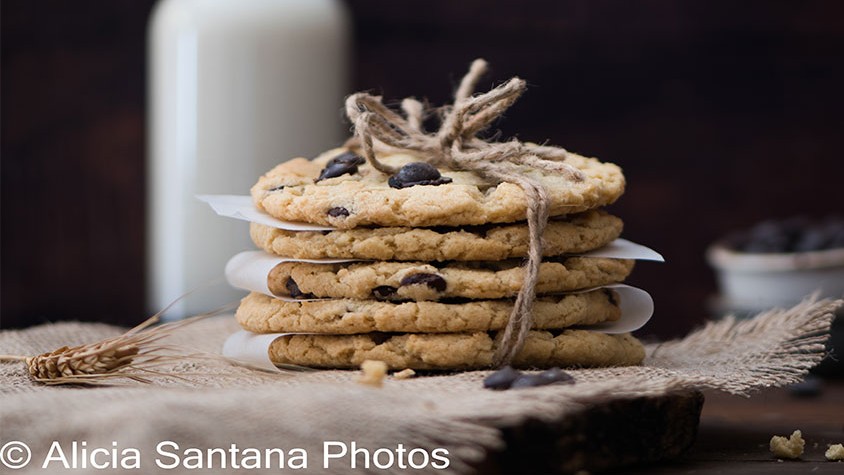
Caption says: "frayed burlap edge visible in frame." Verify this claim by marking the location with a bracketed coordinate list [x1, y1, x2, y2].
[0, 297, 840, 475]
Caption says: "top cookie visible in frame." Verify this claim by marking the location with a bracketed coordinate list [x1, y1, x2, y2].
[252, 147, 625, 229]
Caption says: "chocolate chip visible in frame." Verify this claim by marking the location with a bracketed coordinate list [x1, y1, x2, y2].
[483, 366, 522, 390]
[316, 152, 366, 182]
[399, 273, 447, 291]
[285, 277, 314, 299]
[327, 207, 350, 217]
[536, 367, 575, 385]
[267, 184, 286, 191]
[509, 374, 546, 389]
[510, 368, 575, 389]
[388, 162, 453, 189]
[372, 286, 398, 300]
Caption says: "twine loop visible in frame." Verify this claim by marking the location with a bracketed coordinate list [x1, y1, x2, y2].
[344, 59, 584, 365]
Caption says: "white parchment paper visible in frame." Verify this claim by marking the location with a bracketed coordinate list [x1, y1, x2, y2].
[577, 284, 654, 334]
[200, 194, 665, 265]
[198, 194, 334, 231]
[221, 331, 288, 372]
[225, 243, 663, 299]
[210, 196, 661, 370]
[225, 250, 358, 300]
[221, 282, 654, 371]
[580, 238, 664, 262]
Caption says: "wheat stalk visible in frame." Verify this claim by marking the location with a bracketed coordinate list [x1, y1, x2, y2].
[0, 305, 238, 385]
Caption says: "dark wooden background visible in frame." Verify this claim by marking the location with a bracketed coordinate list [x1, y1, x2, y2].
[3, 1, 843, 337]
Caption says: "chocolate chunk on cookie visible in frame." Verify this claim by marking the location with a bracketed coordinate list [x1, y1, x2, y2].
[387, 162, 452, 189]
[316, 152, 366, 182]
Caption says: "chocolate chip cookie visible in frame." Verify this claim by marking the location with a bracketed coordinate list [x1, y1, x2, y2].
[236, 288, 621, 334]
[267, 330, 645, 370]
[267, 257, 633, 301]
[251, 147, 625, 229]
[250, 209, 623, 261]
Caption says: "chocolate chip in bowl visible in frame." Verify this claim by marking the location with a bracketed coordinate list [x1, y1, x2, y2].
[708, 216, 844, 311]
[722, 216, 844, 255]
[707, 215, 844, 375]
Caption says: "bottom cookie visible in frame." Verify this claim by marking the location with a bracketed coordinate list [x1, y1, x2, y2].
[268, 330, 644, 370]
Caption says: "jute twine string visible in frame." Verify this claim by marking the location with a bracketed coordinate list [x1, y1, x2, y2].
[344, 59, 585, 365]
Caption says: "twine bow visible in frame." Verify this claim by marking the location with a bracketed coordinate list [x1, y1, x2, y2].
[345, 59, 584, 366]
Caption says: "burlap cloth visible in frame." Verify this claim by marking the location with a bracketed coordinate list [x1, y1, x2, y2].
[1, 298, 840, 475]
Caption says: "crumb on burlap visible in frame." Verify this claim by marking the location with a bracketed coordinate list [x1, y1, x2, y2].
[393, 368, 416, 380]
[358, 360, 388, 387]
[826, 443, 844, 461]
[770, 430, 805, 459]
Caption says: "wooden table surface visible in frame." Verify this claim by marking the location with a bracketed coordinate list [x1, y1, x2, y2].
[617, 378, 844, 474]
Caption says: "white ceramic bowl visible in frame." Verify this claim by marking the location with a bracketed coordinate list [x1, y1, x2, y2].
[707, 244, 844, 312]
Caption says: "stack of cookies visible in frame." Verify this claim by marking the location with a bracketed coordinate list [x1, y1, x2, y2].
[232, 146, 647, 370]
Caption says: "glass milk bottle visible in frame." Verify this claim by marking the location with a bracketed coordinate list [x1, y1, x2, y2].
[147, 0, 349, 318]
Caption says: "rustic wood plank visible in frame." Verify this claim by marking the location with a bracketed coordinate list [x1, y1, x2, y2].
[479, 391, 704, 474]
[616, 380, 844, 473]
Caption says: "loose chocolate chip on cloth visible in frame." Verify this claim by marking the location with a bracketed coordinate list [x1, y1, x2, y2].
[1, 298, 838, 474]
[483, 365, 523, 389]
[484, 366, 576, 390]
[510, 367, 576, 389]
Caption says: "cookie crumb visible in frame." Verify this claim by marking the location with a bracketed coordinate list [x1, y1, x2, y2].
[770, 430, 805, 459]
[393, 368, 416, 380]
[826, 443, 844, 461]
[358, 360, 388, 387]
